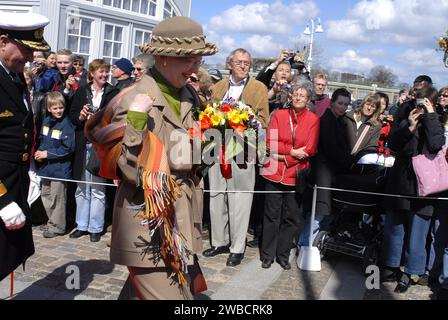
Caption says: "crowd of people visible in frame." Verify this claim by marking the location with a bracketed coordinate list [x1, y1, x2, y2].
[1, 12, 448, 300]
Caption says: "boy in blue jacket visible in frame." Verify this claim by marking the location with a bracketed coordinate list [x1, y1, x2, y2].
[35, 92, 75, 238]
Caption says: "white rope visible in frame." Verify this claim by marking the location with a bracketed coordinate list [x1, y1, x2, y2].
[314, 186, 448, 201]
[37, 176, 448, 201]
[38, 176, 117, 187]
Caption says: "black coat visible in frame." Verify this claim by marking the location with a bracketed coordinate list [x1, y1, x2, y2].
[312, 108, 353, 216]
[114, 77, 134, 91]
[384, 101, 445, 216]
[69, 83, 119, 180]
[0, 66, 35, 278]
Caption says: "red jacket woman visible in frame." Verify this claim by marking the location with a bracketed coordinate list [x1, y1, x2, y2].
[259, 83, 319, 270]
[261, 106, 319, 185]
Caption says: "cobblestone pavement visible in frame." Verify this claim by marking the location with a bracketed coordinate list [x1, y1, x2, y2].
[0, 225, 440, 300]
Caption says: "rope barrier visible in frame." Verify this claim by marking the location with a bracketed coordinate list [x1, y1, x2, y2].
[38, 176, 117, 187]
[37, 176, 448, 200]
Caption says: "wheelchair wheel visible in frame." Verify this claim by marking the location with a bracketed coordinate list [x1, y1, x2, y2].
[313, 230, 328, 259]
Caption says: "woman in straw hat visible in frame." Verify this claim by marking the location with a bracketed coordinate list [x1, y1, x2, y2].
[85, 16, 218, 300]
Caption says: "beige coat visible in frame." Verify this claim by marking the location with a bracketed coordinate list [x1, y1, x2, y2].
[109, 73, 203, 268]
[211, 77, 269, 128]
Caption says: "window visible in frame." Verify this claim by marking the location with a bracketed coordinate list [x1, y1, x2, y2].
[133, 30, 151, 57]
[164, 1, 173, 19]
[103, 0, 157, 16]
[66, 16, 93, 64]
[102, 24, 124, 66]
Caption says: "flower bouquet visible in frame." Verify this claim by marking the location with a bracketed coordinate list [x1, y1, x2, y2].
[190, 99, 265, 179]
[438, 31, 448, 68]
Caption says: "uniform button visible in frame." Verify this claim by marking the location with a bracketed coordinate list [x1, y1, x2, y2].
[24, 145, 29, 150]
[24, 133, 29, 138]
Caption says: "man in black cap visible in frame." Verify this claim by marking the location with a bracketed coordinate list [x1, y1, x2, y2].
[0, 12, 50, 281]
[112, 58, 134, 90]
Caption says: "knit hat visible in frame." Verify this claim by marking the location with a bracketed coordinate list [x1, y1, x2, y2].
[140, 16, 218, 57]
[114, 58, 133, 76]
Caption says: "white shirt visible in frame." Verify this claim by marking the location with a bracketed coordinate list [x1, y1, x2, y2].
[90, 85, 105, 111]
[224, 75, 248, 101]
[0, 60, 29, 111]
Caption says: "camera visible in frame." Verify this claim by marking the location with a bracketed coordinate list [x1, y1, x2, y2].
[86, 104, 95, 113]
[282, 83, 292, 91]
[416, 98, 425, 107]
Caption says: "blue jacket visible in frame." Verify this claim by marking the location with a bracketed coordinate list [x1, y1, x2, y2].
[37, 115, 75, 179]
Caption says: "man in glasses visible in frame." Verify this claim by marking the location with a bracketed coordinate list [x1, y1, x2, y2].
[72, 55, 88, 88]
[131, 53, 154, 82]
[0, 11, 51, 282]
[203, 48, 269, 267]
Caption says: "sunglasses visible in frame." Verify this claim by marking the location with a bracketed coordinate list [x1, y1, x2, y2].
[440, 94, 448, 98]
[189, 76, 199, 83]
[133, 67, 145, 72]
[73, 62, 84, 66]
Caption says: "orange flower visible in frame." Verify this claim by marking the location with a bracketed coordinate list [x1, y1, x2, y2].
[229, 121, 246, 134]
[221, 104, 233, 113]
[189, 122, 204, 140]
[200, 115, 213, 130]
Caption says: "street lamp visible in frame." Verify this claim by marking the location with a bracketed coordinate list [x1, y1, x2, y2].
[303, 18, 324, 73]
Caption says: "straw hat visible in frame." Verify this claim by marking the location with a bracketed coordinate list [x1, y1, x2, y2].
[140, 17, 218, 57]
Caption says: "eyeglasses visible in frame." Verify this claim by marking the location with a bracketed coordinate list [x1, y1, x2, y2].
[189, 76, 199, 83]
[73, 62, 84, 66]
[132, 67, 145, 72]
[440, 94, 448, 98]
[232, 60, 250, 67]
[181, 59, 204, 68]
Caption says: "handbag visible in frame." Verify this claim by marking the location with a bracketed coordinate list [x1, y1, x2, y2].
[412, 145, 448, 196]
[288, 110, 310, 194]
[187, 255, 207, 295]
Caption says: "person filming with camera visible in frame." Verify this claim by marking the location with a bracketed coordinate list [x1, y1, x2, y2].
[256, 49, 293, 113]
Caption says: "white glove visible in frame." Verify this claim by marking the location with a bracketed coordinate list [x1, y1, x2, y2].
[0, 202, 26, 230]
[27, 169, 41, 206]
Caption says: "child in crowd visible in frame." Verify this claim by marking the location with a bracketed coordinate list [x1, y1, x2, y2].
[35, 92, 75, 238]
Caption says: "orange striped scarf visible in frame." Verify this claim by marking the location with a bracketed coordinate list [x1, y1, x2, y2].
[85, 88, 189, 286]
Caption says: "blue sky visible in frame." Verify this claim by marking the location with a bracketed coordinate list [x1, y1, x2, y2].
[191, 0, 448, 87]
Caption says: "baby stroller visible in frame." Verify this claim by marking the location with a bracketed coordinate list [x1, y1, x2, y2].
[313, 164, 389, 269]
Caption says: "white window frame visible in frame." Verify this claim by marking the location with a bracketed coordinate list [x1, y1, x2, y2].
[101, 0, 158, 17]
[66, 14, 95, 65]
[132, 28, 152, 58]
[100, 21, 129, 66]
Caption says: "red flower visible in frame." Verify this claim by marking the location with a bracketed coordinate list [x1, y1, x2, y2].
[221, 104, 232, 113]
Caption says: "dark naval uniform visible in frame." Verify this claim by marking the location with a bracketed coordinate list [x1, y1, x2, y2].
[0, 65, 35, 280]
[0, 12, 51, 281]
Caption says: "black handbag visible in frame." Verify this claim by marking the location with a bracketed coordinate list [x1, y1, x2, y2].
[288, 109, 310, 194]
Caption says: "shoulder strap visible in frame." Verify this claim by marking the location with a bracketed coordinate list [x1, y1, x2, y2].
[351, 124, 370, 155]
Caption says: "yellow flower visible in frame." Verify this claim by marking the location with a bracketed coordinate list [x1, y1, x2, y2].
[228, 110, 241, 124]
[211, 113, 223, 126]
[240, 111, 249, 122]
[204, 105, 215, 116]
